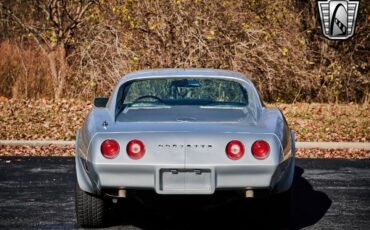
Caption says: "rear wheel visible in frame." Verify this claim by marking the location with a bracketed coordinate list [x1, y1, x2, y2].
[75, 182, 106, 228]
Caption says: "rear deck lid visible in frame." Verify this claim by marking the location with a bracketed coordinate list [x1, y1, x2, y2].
[116, 105, 255, 123]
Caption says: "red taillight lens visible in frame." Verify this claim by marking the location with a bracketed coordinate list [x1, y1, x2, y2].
[251, 140, 270, 160]
[127, 139, 145, 160]
[101, 139, 120, 159]
[226, 140, 245, 160]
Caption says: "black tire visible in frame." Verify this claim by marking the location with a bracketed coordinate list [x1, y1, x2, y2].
[270, 189, 293, 229]
[75, 182, 106, 228]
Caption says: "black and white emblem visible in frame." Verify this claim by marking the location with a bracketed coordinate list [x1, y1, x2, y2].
[318, 0, 359, 40]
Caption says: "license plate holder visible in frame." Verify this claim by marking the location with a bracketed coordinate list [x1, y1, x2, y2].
[159, 169, 213, 193]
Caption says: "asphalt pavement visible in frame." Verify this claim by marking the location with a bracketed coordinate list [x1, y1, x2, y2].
[0, 157, 369, 229]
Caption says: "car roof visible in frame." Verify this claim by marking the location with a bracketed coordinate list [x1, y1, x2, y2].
[119, 68, 253, 85]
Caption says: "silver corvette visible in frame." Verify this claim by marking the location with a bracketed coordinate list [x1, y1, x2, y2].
[75, 69, 296, 227]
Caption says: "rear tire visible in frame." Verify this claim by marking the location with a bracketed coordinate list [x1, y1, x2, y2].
[75, 182, 106, 228]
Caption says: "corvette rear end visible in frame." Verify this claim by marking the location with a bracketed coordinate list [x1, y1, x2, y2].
[75, 69, 295, 227]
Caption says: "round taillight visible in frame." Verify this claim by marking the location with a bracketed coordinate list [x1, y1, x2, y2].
[251, 140, 270, 160]
[226, 140, 245, 160]
[101, 139, 120, 159]
[127, 139, 145, 160]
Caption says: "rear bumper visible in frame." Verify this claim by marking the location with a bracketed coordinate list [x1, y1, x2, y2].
[77, 156, 294, 195]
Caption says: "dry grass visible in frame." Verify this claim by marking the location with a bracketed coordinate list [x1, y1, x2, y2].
[0, 0, 368, 102]
[0, 41, 53, 99]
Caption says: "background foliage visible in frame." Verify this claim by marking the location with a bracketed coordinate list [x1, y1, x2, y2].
[0, 0, 369, 103]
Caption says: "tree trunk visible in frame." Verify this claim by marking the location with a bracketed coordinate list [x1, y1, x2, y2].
[47, 44, 67, 100]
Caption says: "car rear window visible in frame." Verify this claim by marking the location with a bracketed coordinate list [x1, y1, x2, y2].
[118, 78, 248, 108]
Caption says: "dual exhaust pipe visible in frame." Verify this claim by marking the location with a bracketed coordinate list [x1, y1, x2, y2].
[109, 189, 255, 201]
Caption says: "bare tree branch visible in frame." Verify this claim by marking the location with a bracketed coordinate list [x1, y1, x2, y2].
[0, 1, 50, 52]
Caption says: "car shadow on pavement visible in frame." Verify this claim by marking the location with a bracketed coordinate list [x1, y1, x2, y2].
[291, 166, 332, 229]
[106, 166, 332, 230]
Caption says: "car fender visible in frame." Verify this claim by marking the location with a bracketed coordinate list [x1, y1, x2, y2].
[271, 130, 296, 193]
[75, 130, 95, 194]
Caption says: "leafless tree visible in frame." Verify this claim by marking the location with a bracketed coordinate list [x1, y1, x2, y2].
[0, 0, 96, 99]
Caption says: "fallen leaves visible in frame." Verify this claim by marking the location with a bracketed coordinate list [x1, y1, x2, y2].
[0, 99, 368, 142]
[0, 98, 91, 140]
[0, 145, 74, 157]
[0, 99, 369, 158]
[296, 148, 370, 159]
[271, 103, 369, 142]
